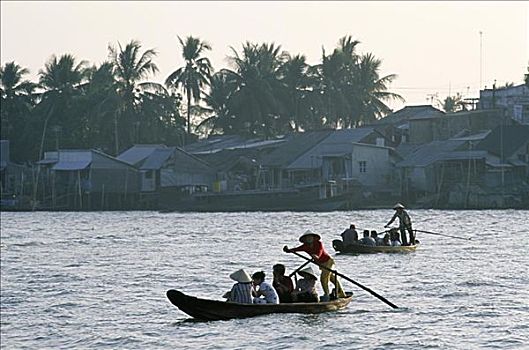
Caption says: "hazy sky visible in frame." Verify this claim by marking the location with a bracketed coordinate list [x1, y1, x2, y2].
[1, 1, 527, 111]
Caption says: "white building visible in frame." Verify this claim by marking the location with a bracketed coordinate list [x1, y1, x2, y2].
[479, 84, 529, 124]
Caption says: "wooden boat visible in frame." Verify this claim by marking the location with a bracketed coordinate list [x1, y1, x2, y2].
[166, 289, 353, 321]
[332, 239, 419, 254]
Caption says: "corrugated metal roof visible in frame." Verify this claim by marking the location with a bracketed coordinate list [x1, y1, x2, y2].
[140, 147, 214, 173]
[140, 148, 174, 170]
[198, 148, 262, 172]
[374, 105, 445, 126]
[117, 144, 167, 166]
[322, 127, 375, 144]
[261, 130, 333, 167]
[397, 140, 466, 167]
[439, 150, 489, 161]
[184, 135, 250, 154]
[53, 160, 91, 171]
[476, 125, 529, 158]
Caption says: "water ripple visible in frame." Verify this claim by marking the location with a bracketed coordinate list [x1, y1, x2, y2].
[1, 210, 528, 349]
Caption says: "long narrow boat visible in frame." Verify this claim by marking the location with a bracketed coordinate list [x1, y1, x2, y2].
[166, 289, 353, 321]
[332, 239, 419, 254]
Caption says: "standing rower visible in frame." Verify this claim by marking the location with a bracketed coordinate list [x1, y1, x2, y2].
[385, 203, 415, 245]
[284, 230, 346, 301]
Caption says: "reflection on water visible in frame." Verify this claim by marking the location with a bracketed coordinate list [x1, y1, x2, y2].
[1, 210, 528, 349]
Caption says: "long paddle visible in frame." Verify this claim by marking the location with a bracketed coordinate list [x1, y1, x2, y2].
[415, 229, 471, 240]
[288, 260, 311, 278]
[286, 249, 399, 309]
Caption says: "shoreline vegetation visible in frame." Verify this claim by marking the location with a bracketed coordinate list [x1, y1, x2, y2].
[2, 35, 528, 211]
[1, 35, 404, 162]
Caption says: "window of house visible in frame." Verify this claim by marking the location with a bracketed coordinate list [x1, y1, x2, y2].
[145, 170, 153, 179]
[359, 161, 367, 173]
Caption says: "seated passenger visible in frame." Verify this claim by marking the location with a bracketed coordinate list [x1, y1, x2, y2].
[341, 224, 358, 246]
[292, 267, 319, 303]
[389, 229, 402, 246]
[382, 233, 392, 246]
[251, 271, 279, 304]
[272, 263, 294, 303]
[371, 230, 384, 246]
[225, 269, 253, 304]
[359, 229, 376, 246]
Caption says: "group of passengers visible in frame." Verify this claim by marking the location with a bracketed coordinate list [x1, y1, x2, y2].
[224, 264, 319, 305]
[225, 230, 344, 304]
[340, 203, 416, 247]
[342, 226, 405, 247]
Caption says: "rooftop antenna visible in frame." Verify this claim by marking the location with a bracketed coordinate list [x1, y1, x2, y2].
[427, 93, 438, 106]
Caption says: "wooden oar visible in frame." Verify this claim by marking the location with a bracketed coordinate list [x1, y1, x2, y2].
[415, 229, 471, 240]
[286, 249, 399, 309]
[288, 260, 311, 278]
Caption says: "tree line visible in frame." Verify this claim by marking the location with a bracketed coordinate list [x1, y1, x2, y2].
[1, 35, 404, 162]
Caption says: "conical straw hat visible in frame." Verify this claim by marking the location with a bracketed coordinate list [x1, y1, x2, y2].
[299, 229, 321, 243]
[229, 269, 252, 283]
[298, 267, 318, 280]
[393, 203, 405, 209]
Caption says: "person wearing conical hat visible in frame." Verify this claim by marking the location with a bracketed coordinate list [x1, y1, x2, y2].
[292, 266, 319, 302]
[225, 269, 253, 304]
[384, 203, 415, 245]
[283, 230, 346, 301]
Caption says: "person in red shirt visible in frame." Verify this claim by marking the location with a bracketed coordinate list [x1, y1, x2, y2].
[283, 230, 346, 301]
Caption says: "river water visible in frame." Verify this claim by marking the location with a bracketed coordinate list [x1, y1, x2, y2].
[1, 210, 528, 349]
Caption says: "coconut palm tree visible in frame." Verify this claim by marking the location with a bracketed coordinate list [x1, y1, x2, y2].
[278, 54, 321, 131]
[79, 61, 119, 150]
[225, 42, 287, 137]
[108, 39, 161, 153]
[439, 93, 466, 113]
[312, 37, 402, 127]
[0, 62, 37, 145]
[138, 88, 186, 146]
[351, 53, 403, 126]
[165, 36, 212, 142]
[195, 69, 238, 135]
[37, 53, 88, 156]
[31, 54, 88, 209]
[311, 47, 350, 128]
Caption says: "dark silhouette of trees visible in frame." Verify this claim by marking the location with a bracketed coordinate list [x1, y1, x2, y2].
[166, 36, 212, 143]
[1, 35, 403, 162]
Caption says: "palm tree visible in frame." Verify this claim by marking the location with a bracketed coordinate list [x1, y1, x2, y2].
[196, 69, 238, 135]
[37, 53, 88, 157]
[31, 54, 88, 209]
[351, 53, 403, 125]
[225, 42, 287, 137]
[165, 36, 212, 142]
[312, 36, 402, 127]
[311, 47, 350, 128]
[108, 39, 161, 153]
[138, 89, 186, 146]
[0, 62, 37, 146]
[439, 93, 466, 113]
[80, 61, 119, 150]
[278, 54, 320, 131]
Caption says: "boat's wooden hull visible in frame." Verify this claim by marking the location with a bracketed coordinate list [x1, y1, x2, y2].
[166, 289, 353, 321]
[333, 239, 419, 254]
